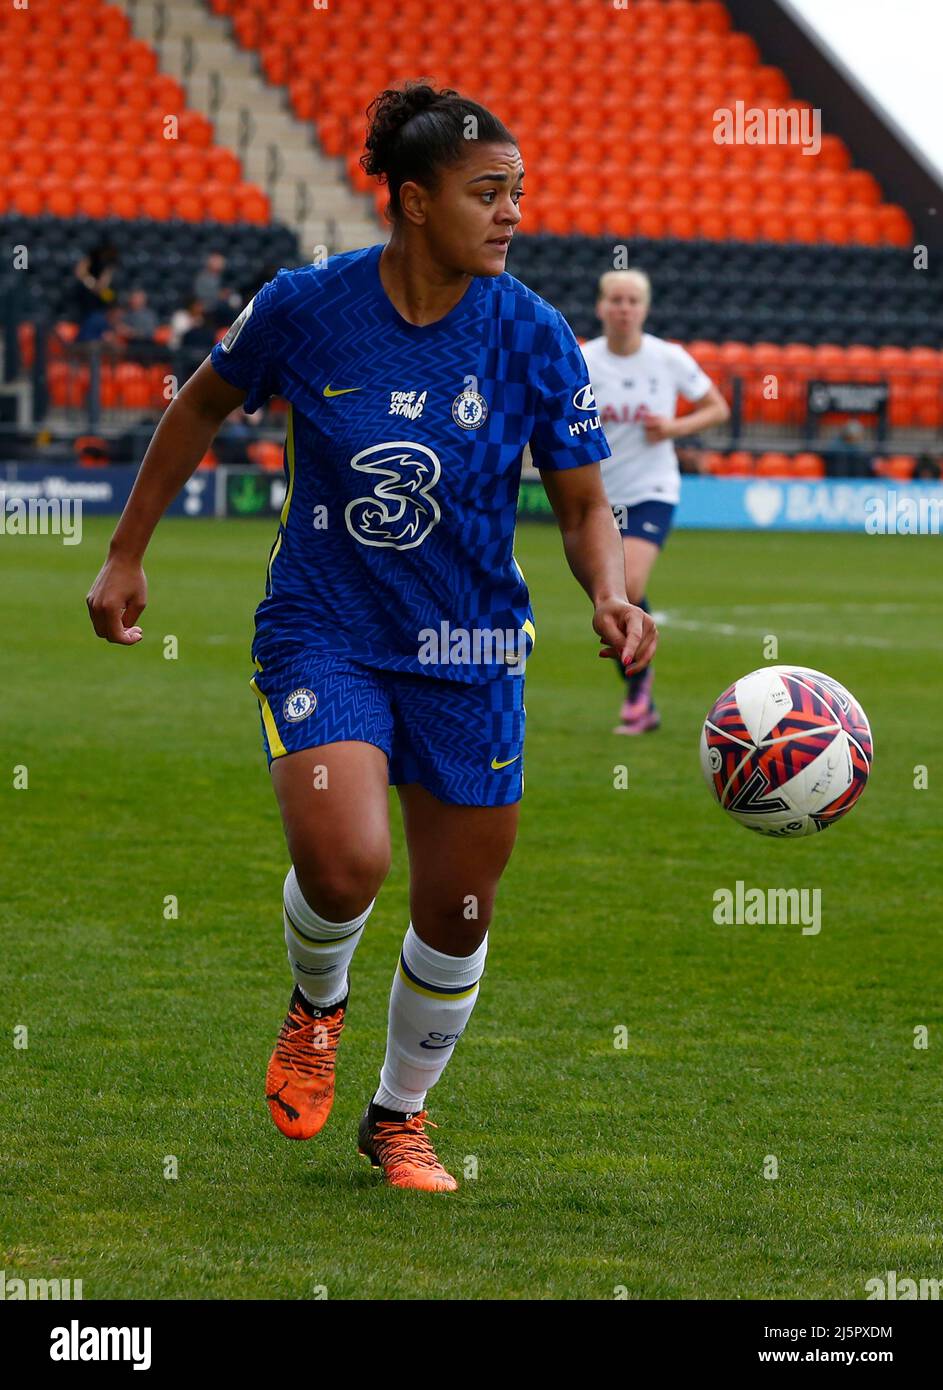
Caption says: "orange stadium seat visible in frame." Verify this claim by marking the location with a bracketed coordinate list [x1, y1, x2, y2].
[5, 0, 934, 425]
[167, 0, 918, 248]
[818, 210, 851, 243]
[845, 346, 879, 376]
[911, 380, 943, 428]
[812, 345, 846, 378]
[0, 0, 267, 232]
[874, 455, 916, 481]
[888, 382, 914, 429]
[845, 169, 882, 205]
[781, 345, 815, 383]
[248, 441, 285, 473]
[95, 178, 130, 219]
[756, 452, 794, 477]
[792, 453, 826, 479]
[909, 348, 942, 372]
[17, 322, 36, 370]
[877, 346, 910, 373]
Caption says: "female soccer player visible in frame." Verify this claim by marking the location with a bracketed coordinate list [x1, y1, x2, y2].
[581, 270, 728, 734]
[86, 83, 656, 1193]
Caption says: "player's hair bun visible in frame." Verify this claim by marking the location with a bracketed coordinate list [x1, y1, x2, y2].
[361, 81, 458, 180]
[359, 80, 516, 222]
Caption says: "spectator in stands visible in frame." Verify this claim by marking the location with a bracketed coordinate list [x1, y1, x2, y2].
[180, 302, 216, 354]
[825, 419, 872, 479]
[193, 251, 238, 327]
[169, 296, 204, 350]
[174, 302, 217, 387]
[120, 288, 158, 345]
[75, 303, 123, 345]
[74, 238, 119, 327]
[193, 251, 227, 305]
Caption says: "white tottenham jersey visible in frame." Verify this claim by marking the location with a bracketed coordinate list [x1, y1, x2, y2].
[581, 333, 712, 507]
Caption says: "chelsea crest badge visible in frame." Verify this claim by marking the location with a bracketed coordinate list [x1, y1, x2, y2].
[451, 390, 488, 430]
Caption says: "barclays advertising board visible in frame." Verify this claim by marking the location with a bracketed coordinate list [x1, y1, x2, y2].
[674, 478, 943, 533]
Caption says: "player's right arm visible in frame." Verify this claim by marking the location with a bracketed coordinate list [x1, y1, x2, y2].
[86, 359, 248, 644]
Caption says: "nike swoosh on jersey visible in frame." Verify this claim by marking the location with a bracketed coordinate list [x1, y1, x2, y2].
[323, 384, 363, 397]
[490, 755, 521, 770]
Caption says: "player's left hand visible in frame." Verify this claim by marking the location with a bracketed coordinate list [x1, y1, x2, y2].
[642, 414, 677, 443]
[594, 598, 658, 674]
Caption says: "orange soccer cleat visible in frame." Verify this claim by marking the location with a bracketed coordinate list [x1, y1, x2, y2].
[265, 985, 348, 1140]
[357, 1104, 458, 1192]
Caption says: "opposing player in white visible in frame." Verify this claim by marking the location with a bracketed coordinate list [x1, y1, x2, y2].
[582, 270, 729, 733]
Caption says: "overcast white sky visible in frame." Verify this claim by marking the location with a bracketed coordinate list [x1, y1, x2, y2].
[787, 0, 943, 180]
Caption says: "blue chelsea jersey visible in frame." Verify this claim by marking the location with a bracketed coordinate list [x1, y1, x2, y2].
[210, 243, 610, 682]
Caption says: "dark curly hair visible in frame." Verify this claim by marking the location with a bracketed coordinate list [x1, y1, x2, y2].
[360, 79, 517, 222]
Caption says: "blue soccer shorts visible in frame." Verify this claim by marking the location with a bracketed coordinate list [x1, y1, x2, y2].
[613, 499, 676, 549]
[249, 650, 526, 806]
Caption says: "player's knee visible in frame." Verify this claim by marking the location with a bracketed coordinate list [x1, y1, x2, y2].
[294, 847, 390, 921]
[416, 894, 495, 953]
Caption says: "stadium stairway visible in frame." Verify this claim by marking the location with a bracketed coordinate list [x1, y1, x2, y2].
[111, 0, 380, 253]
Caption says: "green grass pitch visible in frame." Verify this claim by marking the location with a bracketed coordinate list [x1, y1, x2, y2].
[2, 516, 941, 1299]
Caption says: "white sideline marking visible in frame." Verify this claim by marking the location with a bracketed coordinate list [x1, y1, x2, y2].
[656, 611, 929, 651]
[706, 603, 928, 615]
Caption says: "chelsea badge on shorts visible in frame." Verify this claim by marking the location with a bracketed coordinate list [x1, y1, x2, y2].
[283, 688, 317, 722]
[451, 390, 488, 429]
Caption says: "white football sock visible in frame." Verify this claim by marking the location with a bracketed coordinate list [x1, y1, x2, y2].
[283, 866, 374, 1009]
[373, 923, 488, 1112]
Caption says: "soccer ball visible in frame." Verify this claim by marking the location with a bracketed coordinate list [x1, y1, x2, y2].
[700, 665, 873, 837]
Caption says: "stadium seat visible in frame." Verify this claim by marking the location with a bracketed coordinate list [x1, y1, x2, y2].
[2, 0, 266, 231]
[874, 455, 916, 480]
[724, 450, 756, 476]
[202, 0, 919, 250]
[792, 452, 826, 478]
